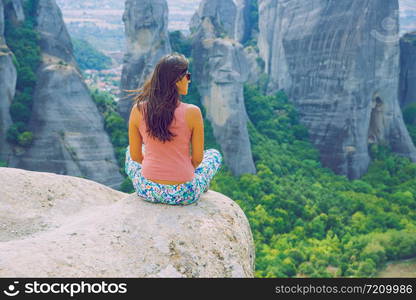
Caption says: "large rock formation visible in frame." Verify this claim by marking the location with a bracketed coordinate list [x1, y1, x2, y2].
[190, 0, 251, 44]
[399, 31, 416, 108]
[0, 0, 18, 163]
[258, 0, 416, 179]
[118, 0, 171, 122]
[5, 0, 25, 23]
[0, 167, 255, 278]
[4, 0, 123, 188]
[190, 0, 256, 176]
[233, 0, 254, 45]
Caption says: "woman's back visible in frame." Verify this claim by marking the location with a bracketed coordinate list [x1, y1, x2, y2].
[138, 101, 195, 182]
[125, 52, 221, 205]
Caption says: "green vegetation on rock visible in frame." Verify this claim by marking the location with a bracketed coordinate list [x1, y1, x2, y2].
[72, 38, 112, 71]
[403, 102, 416, 145]
[89, 88, 130, 191]
[169, 30, 192, 57]
[4, 0, 40, 147]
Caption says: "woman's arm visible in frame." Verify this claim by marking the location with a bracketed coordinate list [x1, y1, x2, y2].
[190, 106, 204, 169]
[128, 104, 144, 164]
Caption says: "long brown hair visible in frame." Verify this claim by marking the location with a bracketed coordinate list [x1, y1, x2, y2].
[123, 53, 189, 143]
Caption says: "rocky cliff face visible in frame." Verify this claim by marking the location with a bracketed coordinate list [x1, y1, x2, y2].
[6, 0, 24, 22]
[258, 0, 416, 179]
[190, 0, 257, 176]
[118, 0, 171, 122]
[190, 0, 251, 45]
[399, 31, 416, 108]
[4, 0, 123, 188]
[0, 0, 18, 163]
[0, 167, 255, 278]
[234, 0, 252, 45]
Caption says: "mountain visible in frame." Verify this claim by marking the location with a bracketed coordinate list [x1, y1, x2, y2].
[0, 0, 18, 164]
[55, 0, 201, 53]
[117, 0, 172, 122]
[399, 31, 416, 108]
[0, 0, 123, 188]
[257, 0, 416, 179]
[190, 0, 257, 176]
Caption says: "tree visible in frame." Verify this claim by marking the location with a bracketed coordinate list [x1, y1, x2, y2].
[18, 131, 34, 147]
[72, 38, 112, 71]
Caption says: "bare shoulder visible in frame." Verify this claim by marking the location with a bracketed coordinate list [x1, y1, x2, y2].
[186, 104, 201, 114]
[130, 102, 142, 125]
[184, 104, 202, 130]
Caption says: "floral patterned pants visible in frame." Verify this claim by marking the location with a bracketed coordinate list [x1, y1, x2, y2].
[125, 145, 222, 205]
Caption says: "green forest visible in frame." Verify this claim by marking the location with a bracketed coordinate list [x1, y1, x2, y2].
[212, 85, 416, 277]
[72, 38, 112, 71]
[4, 0, 41, 148]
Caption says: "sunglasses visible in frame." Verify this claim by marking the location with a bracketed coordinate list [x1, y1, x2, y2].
[180, 71, 191, 81]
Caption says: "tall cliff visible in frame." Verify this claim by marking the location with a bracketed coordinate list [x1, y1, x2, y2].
[2, 0, 123, 188]
[190, 0, 252, 45]
[0, 167, 255, 278]
[190, 0, 256, 176]
[0, 0, 17, 163]
[118, 0, 171, 122]
[233, 0, 252, 45]
[257, 0, 416, 179]
[399, 31, 416, 108]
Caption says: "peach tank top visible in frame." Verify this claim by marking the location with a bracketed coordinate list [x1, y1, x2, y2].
[138, 101, 195, 182]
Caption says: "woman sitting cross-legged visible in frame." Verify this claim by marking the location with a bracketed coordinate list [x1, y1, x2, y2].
[124, 53, 222, 205]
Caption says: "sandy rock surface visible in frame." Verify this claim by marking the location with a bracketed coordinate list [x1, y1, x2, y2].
[0, 167, 255, 277]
